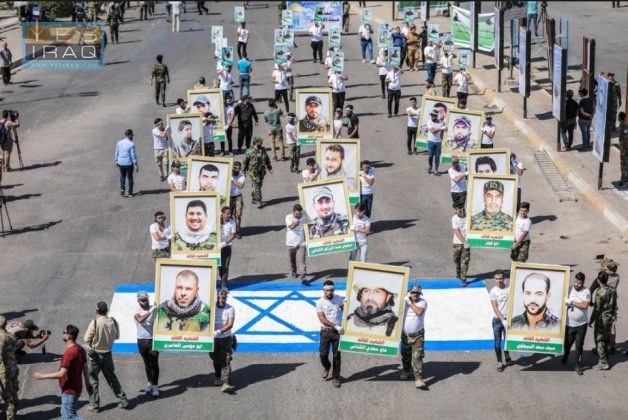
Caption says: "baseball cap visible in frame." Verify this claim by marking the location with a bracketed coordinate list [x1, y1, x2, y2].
[24, 319, 36, 329]
[454, 116, 471, 127]
[484, 180, 504, 194]
[408, 284, 422, 294]
[193, 95, 210, 106]
[305, 95, 323, 106]
[137, 291, 149, 300]
[430, 109, 439, 116]
[313, 186, 333, 202]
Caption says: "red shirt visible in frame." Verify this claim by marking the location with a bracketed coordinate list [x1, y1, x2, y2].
[58, 344, 87, 394]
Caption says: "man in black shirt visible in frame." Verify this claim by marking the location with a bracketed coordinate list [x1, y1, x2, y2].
[577, 88, 594, 150]
[560, 89, 579, 151]
[233, 95, 259, 154]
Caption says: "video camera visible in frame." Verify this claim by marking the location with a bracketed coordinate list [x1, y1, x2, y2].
[38, 329, 52, 338]
[2, 109, 19, 122]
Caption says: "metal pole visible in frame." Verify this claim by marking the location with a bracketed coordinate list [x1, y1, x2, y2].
[556, 120, 561, 151]
[598, 162, 603, 190]
[523, 96, 527, 119]
[473, 50, 476, 68]
[498, 68, 502, 92]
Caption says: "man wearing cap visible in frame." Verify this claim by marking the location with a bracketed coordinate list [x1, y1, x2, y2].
[452, 203, 470, 286]
[590, 260, 620, 353]
[243, 137, 272, 208]
[481, 115, 496, 149]
[400, 284, 428, 389]
[156, 269, 211, 332]
[425, 79, 437, 96]
[150, 54, 170, 106]
[348, 280, 399, 337]
[6, 319, 49, 355]
[286, 203, 309, 282]
[316, 280, 344, 388]
[448, 157, 468, 208]
[426, 109, 445, 175]
[470, 180, 513, 231]
[234, 95, 259, 154]
[84, 302, 129, 412]
[192, 94, 210, 115]
[577, 88, 594, 150]
[171, 119, 201, 159]
[210, 288, 236, 393]
[446, 116, 474, 152]
[308, 186, 350, 239]
[300, 95, 330, 132]
[0, 315, 20, 420]
[230, 162, 246, 238]
[133, 291, 160, 396]
[174, 199, 217, 251]
[321, 144, 357, 189]
[152, 118, 169, 181]
[263, 99, 286, 162]
[115, 129, 139, 198]
[167, 160, 186, 192]
[150, 211, 171, 261]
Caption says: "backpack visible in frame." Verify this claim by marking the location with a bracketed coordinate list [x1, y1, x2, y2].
[0, 121, 6, 146]
[6, 320, 28, 336]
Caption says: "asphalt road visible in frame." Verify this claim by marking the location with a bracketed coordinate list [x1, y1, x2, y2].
[1, 2, 627, 419]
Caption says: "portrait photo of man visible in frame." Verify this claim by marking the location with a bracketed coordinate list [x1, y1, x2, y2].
[298, 92, 331, 134]
[343, 265, 407, 340]
[510, 271, 562, 332]
[156, 267, 211, 333]
[168, 115, 203, 159]
[188, 90, 224, 130]
[172, 196, 218, 253]
[303, 184, 351, 240]
[187, 158, 231, 205]
[468, 149, 510, 175]
[469, 177, 515, 233]
[445, 115, 474, 152]
[318, 142, 358, 190]
[418, 97, 456, 138]
[443, 110, 483, 155]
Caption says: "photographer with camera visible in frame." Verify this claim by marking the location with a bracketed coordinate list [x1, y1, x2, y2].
[0, 109, 20, 172]
[6, 319, 49, 356]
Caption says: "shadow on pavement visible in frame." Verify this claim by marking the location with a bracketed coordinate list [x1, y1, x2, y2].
[261, 195, 299, 208]
[423, 361, 481, 387]
[343, 364, 400, 383]
[1, 220, 62, 237]
[5, 193, 42, 203]
[18, 160, 62, 171]
[370, 219, 418, 233]
[530, 214, 557, 224]
[16, 394, 60, 420]
[232, 362, 305, 391]
[241, 224, 284, 237]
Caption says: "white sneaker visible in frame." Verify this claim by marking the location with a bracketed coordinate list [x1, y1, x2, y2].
[370, 59, 376, 64]
[362, 59, 367, 63]
[145, 382, 152, 393]
[151, 385, 160, 397]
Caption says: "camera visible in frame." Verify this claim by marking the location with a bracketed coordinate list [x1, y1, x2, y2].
[3, 110, 19, 122]
[38, 330, 52, 338]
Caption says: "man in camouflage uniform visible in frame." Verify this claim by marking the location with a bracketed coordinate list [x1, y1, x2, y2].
[308, 186, 350, 239]
[451, 204, 470, 285]
[608, 73, 622, 130]
[0, 315, 19, 420]
[243, 137, 272, 208]
[617, 112, 628, 187]
[400, 284, 428, 390]
[470, 180, 513, 231]
[590, 260, 620, 354]
[589, 271, 616, 370]
[150, 54, 170, 107]
[106, 3, 123, 44]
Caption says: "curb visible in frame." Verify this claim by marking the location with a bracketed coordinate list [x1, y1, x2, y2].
[470, 71, 628, 238]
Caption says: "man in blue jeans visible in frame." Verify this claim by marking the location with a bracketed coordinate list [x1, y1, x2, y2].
[114, 129, 139, 197]
[358, 23, 374, 63]
[237, 52, 252, 100]
[527, 1, 539, 37]
[426, 109, 444, 175]
[489, 270, 512, 372]
[577, 88, 594, 150]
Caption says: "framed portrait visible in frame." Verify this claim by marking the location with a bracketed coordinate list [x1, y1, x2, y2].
[314, 5, 324, 22]
[403, 7, 415, 23]
[468, 148, 511, 175]
[296, 88, 333, 145]
[378, 21, 390, 32]
[317, 139, 360, 198]
[377, 29, 390, 47]
[282, 10, 293, 27]
[214, 37, 227, 59]
[234, 6, 245, 23]
[274, 28, 294, 46]
[328, 26, 342, 48]
[274, 44, 290, 65]
[442, 108, 484, 162]
[388, 46, 401, 67]
[361, 8, 372, 24]
[331, 51, 344, 72]
[186, 156, 232, 207]
[221, 46, 234, 68]
[458, 48, 471, 69]
[170, 192, 221, 262]
[466, 174, 517, 248]
[167, 114, 204, 166]
[210, 26, 223, 44]
[427, 23, 440, 42]
[153, 259, 216, 352]
[505, 263, 569, 355]
[187, 89, 225, 140]
[297, 178, 355, 256]
[340, 262, 410, 356]
[441, 32, 454, 52]
[416, 95, 457, 148]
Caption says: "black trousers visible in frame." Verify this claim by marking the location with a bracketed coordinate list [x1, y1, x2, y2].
[221, 127, 233, 152]
[219, 246, 232, 287]
[407, 126, 417, 151]
[1, 66, 10, 85]
[237, 41, 247, 59]
[197, 1, 208, 14]
[379, 74, 386, 97]
[275, 89, 289, 113]
[137, 339, 160, 385]
[451, 191, 467, 208]
[311, 40, 323, 62]
[237, 125, 253, 150]
[563, 323, 587, 364]
[332, 92, 346, 113]
[319, 329, 341, 379]
[387, 89, 401, 115]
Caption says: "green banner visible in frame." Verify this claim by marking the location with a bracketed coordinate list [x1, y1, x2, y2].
[339, 338, 398, 356]
[349, 193, 359, 204]
[307, 240, 356, 257]
[298, 137, 319, 145]
[505, 340, 563, 355]
[451, 5, 495, 52]
[154, 340, 213, 352]
[467, 236, 514, 249]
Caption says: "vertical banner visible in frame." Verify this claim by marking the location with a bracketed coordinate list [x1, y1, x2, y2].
[505, 263, 569, 355]
[211, 26, 223, 44]
[234, 6, 245, 23]
[427, 23, 440, 42]
[282, 10, 293, 27]
[450, 5, 495, 52]
[329, 26, 342, 48]
[457, 48, 471, 69]
[274, 44, 290, 65]
[420, 1, 429, 22]
[470, 0, 478, 52]
[494, 7, 504, 70]
[221, 46, 234, 68]
[552, 44, 567, 122]
[340, 262, 409, 356]
[403, 7, 415, 23]
[361, 8, 372, 24]
[593, 75, 612, 163]
[388, 47, 401, 67]
[331, 51, 344, 72]
[518, 27, 530, 98]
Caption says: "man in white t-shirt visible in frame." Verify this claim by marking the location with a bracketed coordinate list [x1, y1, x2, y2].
[219, 207, 237, 289]
[406, 96, 420, 154]
[149, 211, 171, 260]
[133, 291, 160, 396]
[167, 160, 186, 192]
[453, 68, 469, 104]
[448, 157, 468, 208]
[302, 158, 320, 183]
[426, 109, 445, 175]
[285, 113, 299, 172]
[272, 64, 290, 113]
[328, 71, 349, 114]
[385, 66, 403, 118]
[489, 270, 511, 372]
[209, 288, 236, 393]
[170, 1, 181, 32]
[452, 204, 470, 286]
[229, 162, 245, 239]
[309, 22, 325, 63]
[286, 204, 308, 283]
[562, 272, 590, 375]
[359, 160, 375, 217]
[316, 280, 344, 388]
[152, 118, 169, 181]
[511, 202, 531, 262]
[236, 22, 249, 59]
[510, 153, 525, 210]
[424, 40, 437, 82]
[481, 115, 496, 148]
[439, 51, 455, 97]
[400, 284, 428, 390]
[349, 202, 370, 262]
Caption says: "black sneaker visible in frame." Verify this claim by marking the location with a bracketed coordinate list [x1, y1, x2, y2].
[560, 356, 567, 365]
[291, 270, 297, 279]
[575, 365, 583, 375]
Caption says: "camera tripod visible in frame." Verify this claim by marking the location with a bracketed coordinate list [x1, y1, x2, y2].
[14, 128, 24, 170]
[0, 182, 13, 237]
[539, 1, 548, 37]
